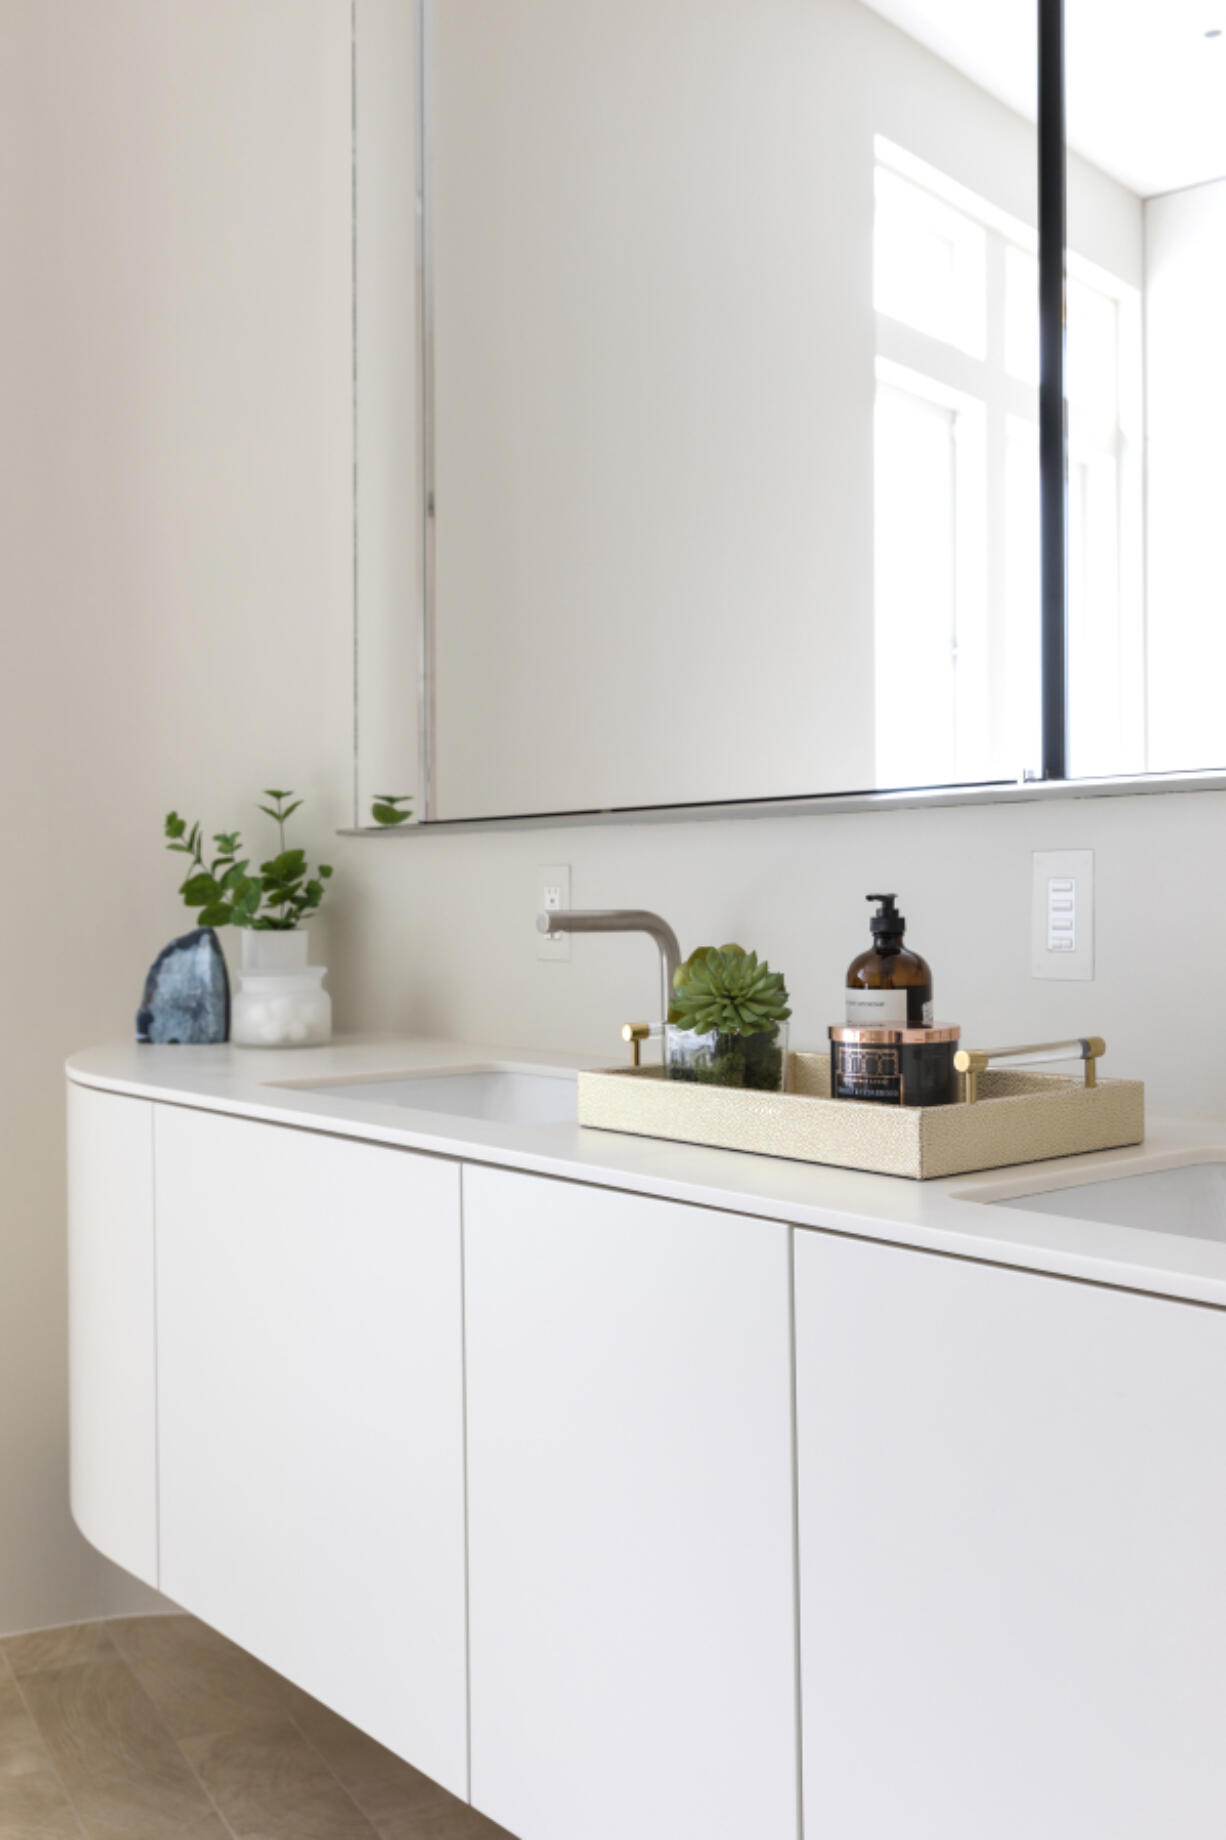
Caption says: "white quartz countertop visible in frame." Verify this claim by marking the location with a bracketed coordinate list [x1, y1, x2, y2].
[67, 1036, 1226, 1310]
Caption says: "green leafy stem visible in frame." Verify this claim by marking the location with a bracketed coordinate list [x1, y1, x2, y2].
[165, 790, 333, 931]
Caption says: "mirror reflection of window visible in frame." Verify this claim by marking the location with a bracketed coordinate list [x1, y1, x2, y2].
[872, 141, 1040, 787]
[1067, 0, 1226, 777]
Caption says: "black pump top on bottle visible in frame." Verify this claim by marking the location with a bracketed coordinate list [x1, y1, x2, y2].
[867, 893, 905, 938]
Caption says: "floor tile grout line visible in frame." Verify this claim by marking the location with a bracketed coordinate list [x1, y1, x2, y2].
[3, 1643, 91, 1840]
[281, 1705, 387, 1838]
[170, 1731, 245, 1840]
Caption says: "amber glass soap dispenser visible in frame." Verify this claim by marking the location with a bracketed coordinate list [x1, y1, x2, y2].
[845, 893, 933, 1027]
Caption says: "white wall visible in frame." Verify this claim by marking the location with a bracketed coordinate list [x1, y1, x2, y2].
[0, 0, 352, 1634]
[0, 0, 1218, 1640]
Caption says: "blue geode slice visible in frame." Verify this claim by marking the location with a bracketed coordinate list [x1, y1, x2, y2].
[136, 927, 230, 1044]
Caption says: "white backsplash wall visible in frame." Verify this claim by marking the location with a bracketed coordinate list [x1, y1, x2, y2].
[335, 787, 1219, 1120]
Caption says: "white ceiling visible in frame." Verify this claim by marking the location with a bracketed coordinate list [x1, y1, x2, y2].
[862, 0, 1226, 198]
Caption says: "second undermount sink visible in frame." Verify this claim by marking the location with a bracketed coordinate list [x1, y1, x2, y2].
[973, 1156, 1226, 1247]
[284, 1066, 579, 1126]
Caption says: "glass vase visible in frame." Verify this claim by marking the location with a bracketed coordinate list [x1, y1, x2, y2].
[665, 1021, 789, 1091]
[231, 930, 332, 1048]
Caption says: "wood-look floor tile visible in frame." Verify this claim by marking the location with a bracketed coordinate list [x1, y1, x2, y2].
[282, 1686, 516, 1840]
[64, 1776, 231, 1840]
[281, 1690, 441, 1815]
[18, 1659, 219, 1830]
[3, 1626, 118, 1678]
[108, 1614, 295, 1740]
[0, 1663, 59, 1779]
[373, 1804, 517, 1840]
[181, 1718, 381, 1840]
[0, 1766, 85, 1837]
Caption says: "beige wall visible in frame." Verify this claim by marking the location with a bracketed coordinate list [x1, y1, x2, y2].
[0, 0, 1218, 1639]
[0, 0, 352, 1633]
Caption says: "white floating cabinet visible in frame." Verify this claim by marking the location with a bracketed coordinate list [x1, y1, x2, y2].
[67, 1084, 159, 1588]
[795, 1229, 1226, 1840]
[462, 1164, 798, 1840]
[68, 1066, 1226, 1840]
[153, 1107, 468, 1799]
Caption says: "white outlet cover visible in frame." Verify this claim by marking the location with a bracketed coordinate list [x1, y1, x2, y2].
[1031, 849, 1094, 981]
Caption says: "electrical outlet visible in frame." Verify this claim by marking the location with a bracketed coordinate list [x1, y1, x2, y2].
[537, 864, 571, 961]
[1031, 850, 1094, 981]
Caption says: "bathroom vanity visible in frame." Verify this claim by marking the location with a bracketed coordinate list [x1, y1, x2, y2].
[67, 1040, 1226, 1840]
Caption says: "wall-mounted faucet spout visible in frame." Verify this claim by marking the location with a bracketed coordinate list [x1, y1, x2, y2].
[535, 909, 682, 1026]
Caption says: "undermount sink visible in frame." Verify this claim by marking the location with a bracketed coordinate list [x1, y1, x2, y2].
[284, 1066, 578, 1126]
[974, 1156, 1226, 1247]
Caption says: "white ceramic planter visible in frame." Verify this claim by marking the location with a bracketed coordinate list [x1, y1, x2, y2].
[232, 930, 331, 1048]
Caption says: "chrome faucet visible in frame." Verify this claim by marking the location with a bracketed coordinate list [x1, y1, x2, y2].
[535, 909, 682, 1025]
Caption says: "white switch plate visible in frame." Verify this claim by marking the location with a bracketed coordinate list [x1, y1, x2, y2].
[537, 864, 571, 961]
[1031, 850, 1094, 981]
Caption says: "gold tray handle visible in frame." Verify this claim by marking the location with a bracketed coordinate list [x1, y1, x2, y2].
[621, 1022, 655, 1068]
[955, 1036, 1107, 1104]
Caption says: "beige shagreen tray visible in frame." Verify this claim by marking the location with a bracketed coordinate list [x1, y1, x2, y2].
[577, 1051, 1145, 1181]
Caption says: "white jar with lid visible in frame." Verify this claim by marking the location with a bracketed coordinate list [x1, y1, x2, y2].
[231, 930, 332, 1048]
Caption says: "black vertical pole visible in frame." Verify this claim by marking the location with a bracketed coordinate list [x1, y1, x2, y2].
[1039, 0, 1068, 779]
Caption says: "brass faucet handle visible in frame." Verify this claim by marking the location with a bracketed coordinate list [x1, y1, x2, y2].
[621, 1022, 651, 1068]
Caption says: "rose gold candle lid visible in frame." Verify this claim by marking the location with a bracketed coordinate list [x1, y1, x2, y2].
[829, 1023, 961, 1045]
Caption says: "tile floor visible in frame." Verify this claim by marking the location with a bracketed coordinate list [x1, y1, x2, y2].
[0, 1614, 514, 1839]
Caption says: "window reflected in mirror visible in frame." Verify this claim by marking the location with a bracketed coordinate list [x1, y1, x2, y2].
[1067, 0, 1225, 778]
[872, 139, 1040, 787]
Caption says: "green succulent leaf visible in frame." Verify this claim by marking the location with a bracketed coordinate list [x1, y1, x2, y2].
[667, 944, 791, 1037]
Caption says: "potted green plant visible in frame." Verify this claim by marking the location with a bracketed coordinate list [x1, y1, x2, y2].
[161, 791, 335, 1048]
[665, 944, 792, 1090]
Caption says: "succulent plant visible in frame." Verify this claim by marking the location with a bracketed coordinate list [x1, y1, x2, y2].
[667, 944, 791, 1037]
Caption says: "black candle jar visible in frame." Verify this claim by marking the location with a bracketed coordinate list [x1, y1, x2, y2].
[829, 1024, 961, 1107]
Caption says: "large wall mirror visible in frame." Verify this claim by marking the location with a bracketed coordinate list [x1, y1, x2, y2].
[353, 0, 1226, 827]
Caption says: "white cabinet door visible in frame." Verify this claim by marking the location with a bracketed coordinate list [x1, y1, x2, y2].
[464, 1165, 798, 1840]
[155, 1106, 467, 1799]
[795, 1229, 1226, 1840]
[67, 1082, 158, 1587]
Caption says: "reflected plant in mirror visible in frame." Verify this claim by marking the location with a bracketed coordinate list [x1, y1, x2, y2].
[666, 946, 791, 1092]
[370, 793, 413, 826]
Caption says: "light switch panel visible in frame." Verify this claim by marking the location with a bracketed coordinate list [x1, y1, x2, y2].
[1031, 850, 1094, 981]
[536, 865, 571, 961]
